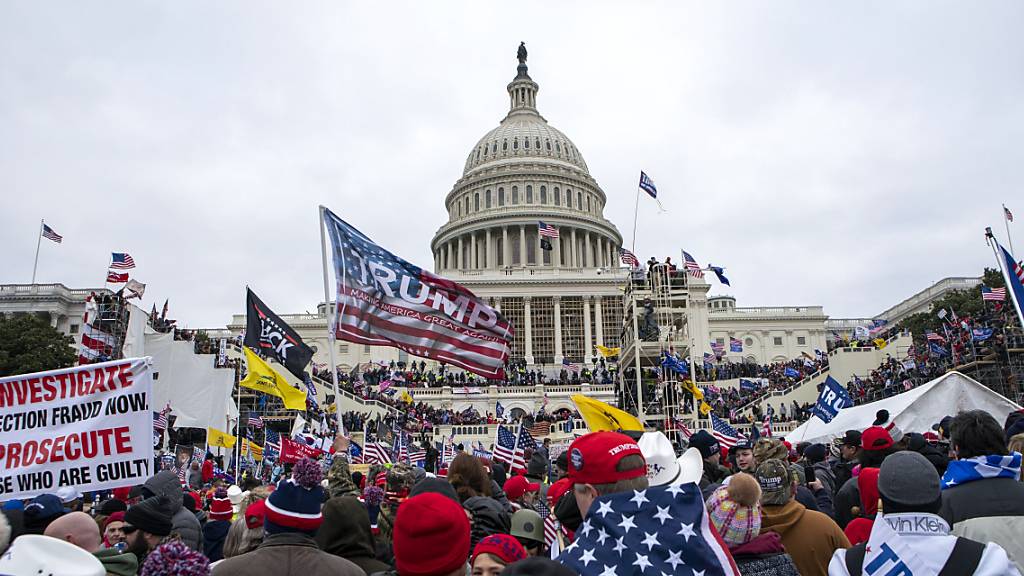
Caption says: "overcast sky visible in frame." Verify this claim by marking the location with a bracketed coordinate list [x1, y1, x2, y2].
[3, 2, 1022, 328]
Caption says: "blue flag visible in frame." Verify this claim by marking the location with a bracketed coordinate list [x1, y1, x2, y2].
[783, 367, 800, 379]
[739, 379, 759, 392]
[660, 352, 689, 376]
[810, 376, 852, 423]
[972, 327, 994, 342]
[929, 342, 950, 357]
[495, 401, 505, 418]
[708, 264, 730, 286]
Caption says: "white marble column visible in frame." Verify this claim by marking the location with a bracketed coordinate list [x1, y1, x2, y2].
[584, 231, 592, 267]
[485, 228, 492, 269]
[458, 236, 464, 270]
[519, 225, 527, 267]
[554, 234, 562, 268]
[553, 296, 563, 363]
[502, 226, 510, 268]
[470, 232, 478, 269]
[570, 229, 578, 268]
[594, 296, 604, 346]
[524, 297, 534, 364]
[583, 296, 592, 365]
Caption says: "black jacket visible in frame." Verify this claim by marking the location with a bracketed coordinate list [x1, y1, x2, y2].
[317, 495, 391, 575]
[203, 519, 230, 562]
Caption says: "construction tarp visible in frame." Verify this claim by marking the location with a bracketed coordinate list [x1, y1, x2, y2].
[786, 372, 1020, 445]
[146, 332, 238, 430]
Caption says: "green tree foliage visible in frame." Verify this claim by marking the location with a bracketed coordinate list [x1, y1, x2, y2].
[0, 314, 77, 377]
[897, 268, 1005, 343]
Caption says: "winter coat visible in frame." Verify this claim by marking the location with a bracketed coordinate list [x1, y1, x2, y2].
[203, 519, 231, 562]
[212, 532, 364, 576]
[317, 495, 391, 575]
[940, 476, 1024, 573]
[760, 499, 850, 576]
[830, 458, 855, 497]
[829, 512, 1019, 576]
[463, 496, 511, 550]
[93, 548, 138, 576]
[813, 460, 837, 495]
[833, 476, 859, 529]
[730, 532, 800, 576]
[144, 470, 202, 550]
[326, 457, 360, 499]
[700, 460, 731, 489]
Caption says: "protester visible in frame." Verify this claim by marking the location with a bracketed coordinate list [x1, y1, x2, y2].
[212, 458, 362, 576]
[688, 430, 729, 490]
[142, 470, 202, 550]
[318, 453, 391, 575]
[44, 510, 138, 576]
[756, 458, 849, 576]
[509, 509, 546, 557]
[23, 493, 67, 534]
[706, 473, 800, 575]
[57, 486, 85, 512]
[504, 475, 541, 510]
[0, 534, 106, 576]
[829, 430, 861, 493]
[141, 540, 211, 576]
[731, 438, 757, 474]
[841, 468, 879, 546]
[390, 492, 471, 576]
[939, 410, 1024, 572]
[567, 431, 648, 518]
[202, 489, 233, 562]
[803, 443, 837, 495]
[835, 426, 894, 528]
[830, 451, 1019, 575]
[123, 495, 175, 566]
[0, 511, 10, 555]
[103, 511, 127, 548]
[471, 534, 528, 576]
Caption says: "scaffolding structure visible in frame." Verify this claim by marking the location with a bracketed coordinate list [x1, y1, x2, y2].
[80, 291, 129, 363]
[618, 265, 702, 442]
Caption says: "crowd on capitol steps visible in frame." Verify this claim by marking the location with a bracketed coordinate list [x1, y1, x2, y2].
[2, 405, 1024, 576]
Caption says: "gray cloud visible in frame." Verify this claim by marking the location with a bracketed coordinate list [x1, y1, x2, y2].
[2, 1, 1022, 327]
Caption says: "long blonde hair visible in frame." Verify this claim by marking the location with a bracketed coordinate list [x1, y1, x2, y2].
[222, 518, 264, 558]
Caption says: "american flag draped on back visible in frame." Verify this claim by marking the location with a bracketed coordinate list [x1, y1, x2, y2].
[322, 208, 513, 379]
[558, 485, 739, 575]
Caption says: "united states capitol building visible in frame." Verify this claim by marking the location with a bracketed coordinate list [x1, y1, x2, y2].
[0, 47, 983, 417]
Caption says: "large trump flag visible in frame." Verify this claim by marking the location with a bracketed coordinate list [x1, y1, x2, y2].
[322, 207, 512, 379]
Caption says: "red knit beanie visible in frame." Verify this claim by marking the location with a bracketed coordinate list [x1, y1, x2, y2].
[209, 488, 233, 521]
[393, 492, 470, 576]
[472, 534, 527, 566]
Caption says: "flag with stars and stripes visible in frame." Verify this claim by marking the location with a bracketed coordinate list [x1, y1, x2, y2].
[110, 252, 136, 269]
[981, 285, 1006, 302]
[322, 207, 512, 380]
[364, 442, 393, 465]
[492, 424, 519, 469]
[710, 414, 744, 449]
[42, 223, 63, 243]
[557, 484, 739, 576]
[538, 221, 560, 239]
[263, 430, 281, 458]
[682, 250, 704, 279]
[619, 247, 640, 268]
[247, 412, 263, 429]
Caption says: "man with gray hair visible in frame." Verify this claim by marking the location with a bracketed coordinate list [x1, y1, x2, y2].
[757, 458, 849, 576]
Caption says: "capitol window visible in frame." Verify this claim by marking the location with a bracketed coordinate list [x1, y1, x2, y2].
[566, 189, 573, 208]
[540, 186, 547, 204]
[512, 186, 519, 204]
[546, 140, 551, 151]
[498, 187, 505, 206]
[797, 336, 807, 345]
[554, 186, 560, 206]
[526, 185, 533, 203]
[485, 190, 492, 208]
[773, 337, 783, 346]
[745, 338, 753, 347]
[513, 138, 518, 150]
[535, 138, 541, 149]
[503, 140, 508, 151]
[474, 193, 480, 211]
[577, 191, 583, 209]
[524, 138, 529, 149]
[556, 142, 561, 153]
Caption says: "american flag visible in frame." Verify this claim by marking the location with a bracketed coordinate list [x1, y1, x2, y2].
[42, 223, 63, 243]
[710, 413, 744, 449]
[394, 433, 409, 463]
[925, 330, 946, 343]
[682, 250, 704, 278]
[492, 425, 519, 469]
[264, 430, 281, 457]
[561, 357, 579, 371]
[729, 337, 743, 353]
[1006, 205, 1014, 222]
[761, 414, 773, 437]
[558, 485, 739, 575]
[529, 421, 552, 438]
[639, 170, 658, 199]
[710, 341, 725, 355]
[348, 439, 364, 464]
[981, 286, 1007, 302]
[365, 442, 393, 465]
[538, 221, 559, 239]
[408, 443, 426, 467]
[619, 247, 640, 268]
[248, 412, 264, 429]
[153, 406, 170, 431]
[110, 252, 136, 269]
[323, 208, 512, 380]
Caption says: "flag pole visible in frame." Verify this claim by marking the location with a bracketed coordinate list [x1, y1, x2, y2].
[31, 219, 43, 284]
[630, 184, 641, 255]
[318, 206, 344, 433]
[1004, 204, 1016, 258]
[234, 366, 242, 481]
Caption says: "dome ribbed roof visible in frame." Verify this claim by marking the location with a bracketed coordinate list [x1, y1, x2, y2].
[463, 118, 589, 175]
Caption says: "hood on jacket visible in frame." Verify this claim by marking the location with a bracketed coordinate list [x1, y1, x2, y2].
[760, 499, 807, 537]
[729, 531, 785, 557]
[144, 470, 184, 514]
[94, 547, 139, 576]
[463, 496, 511, 549]
[316, 496, 390, 574]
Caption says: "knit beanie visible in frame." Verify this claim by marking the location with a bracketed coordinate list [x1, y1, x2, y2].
[803, 443, 828, 464]
[265, 458, 324, 535]
[472, 534, 528, 566]
[706, 473, 762, 547]
[393, 492, 471, 576]
[208, 488, 233, 522]
[96, 498, 128, 516]
[140, 540, 211, 576]
[103, 511, 126, 530]
[125, 496, 173, 537]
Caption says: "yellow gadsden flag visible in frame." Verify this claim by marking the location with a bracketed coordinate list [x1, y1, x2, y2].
[207, 427, 237, 448]
[399, 390, 414, 404]
[682, 379, 704, 401]
[571, 394, 644, 432]
[240, 347, 307, 410]
[595, 345, 621, 358]
[699, 401, 712, 416]
[873, 338, 888, 350]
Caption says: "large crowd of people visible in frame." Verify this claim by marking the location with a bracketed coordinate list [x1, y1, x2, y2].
[4, 407, 1024, 575]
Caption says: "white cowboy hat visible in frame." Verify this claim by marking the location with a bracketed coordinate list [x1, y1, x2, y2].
[0, 534, 105, 576]
[639, 432, 704, 487]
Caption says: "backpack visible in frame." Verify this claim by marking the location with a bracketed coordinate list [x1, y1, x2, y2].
[844, 537, 985, 575]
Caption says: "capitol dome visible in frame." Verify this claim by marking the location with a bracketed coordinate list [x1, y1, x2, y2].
[431, 46, 623, 275]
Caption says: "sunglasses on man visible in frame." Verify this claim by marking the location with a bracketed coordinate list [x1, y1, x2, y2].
[121, 524, 139, 535]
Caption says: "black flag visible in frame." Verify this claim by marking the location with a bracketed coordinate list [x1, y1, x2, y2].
[244, 288, 313, 380]
[540, 238, 552, 251]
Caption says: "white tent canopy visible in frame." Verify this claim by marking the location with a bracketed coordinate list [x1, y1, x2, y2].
[786, 372, 1021, 445]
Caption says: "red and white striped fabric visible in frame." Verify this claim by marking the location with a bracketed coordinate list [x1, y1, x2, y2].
[79, 324, 115, 365]
[364, 442, 393, 465]
[323, 208, 512, 380]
